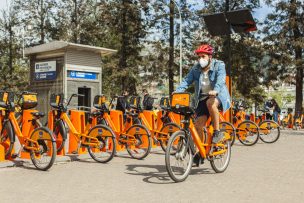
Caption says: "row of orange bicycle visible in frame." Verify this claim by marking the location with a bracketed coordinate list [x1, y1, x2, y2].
[0, 90, 281, 182]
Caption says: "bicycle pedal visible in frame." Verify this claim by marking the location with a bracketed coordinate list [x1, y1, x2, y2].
[11, 153, 18, 159]
[71, 151, 78, 154]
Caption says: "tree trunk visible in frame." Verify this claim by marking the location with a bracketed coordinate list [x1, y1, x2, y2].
[290, 0, 303, 117]
[119, 0, 128, 91]
[39, 0, 45, 44]
[168, 0, 174, 94]
[9, 24, 13, 77]
[72, 0, 78, 43]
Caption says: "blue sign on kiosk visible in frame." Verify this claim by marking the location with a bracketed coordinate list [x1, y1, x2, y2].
[68, 71, 98, 80]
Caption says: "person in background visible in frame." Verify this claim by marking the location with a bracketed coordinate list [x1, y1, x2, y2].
[271, 99, 281, 123]
[116, 90, 130, 122]
[264, 98, 274, 120]
[142, 89, 153, 110]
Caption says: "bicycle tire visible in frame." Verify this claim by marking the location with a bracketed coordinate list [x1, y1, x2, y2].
[30, 126, 56, 171]
[0, 120, 14, 158]
[210, 137, 231, 173]
[237, 120, 260, 146]
[259, 120, 280, 143]
[220, 121, 236, 146]
[165, 130, 193, 182]
[87, 124, 116, 163]
[159, 122, 181, 152]
[125, 124, 151, 159]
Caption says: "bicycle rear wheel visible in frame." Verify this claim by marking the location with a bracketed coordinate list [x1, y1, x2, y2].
[125, 124, 151, 159]
[159, 122, 181, 152]
[87, 125, 116, 163]
[165, 131, 193, 182]
[220, 121, 236, 146]
[210, 136, 231, 173]
[0, 120, 14, 158]
[30, 127, 56, 171]
[259, 120, 280, 143]
[237, 120, 260, 146]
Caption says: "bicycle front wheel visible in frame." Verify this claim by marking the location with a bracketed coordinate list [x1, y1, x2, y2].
[125, 124, 152, 159]
[210, 135, 231, 173]
[237, 120, 260, 146]
[259, 120, 280, 143]
[165, 131, 193, 182]
[87, 125, 116, 163]
[30, 127, 56, 171]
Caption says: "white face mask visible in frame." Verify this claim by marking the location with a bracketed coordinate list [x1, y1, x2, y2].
[199, 58, 209, 68]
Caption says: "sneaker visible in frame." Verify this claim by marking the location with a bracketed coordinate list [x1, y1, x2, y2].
[212, 130, 224, 144]
[193, 152, 204, 167]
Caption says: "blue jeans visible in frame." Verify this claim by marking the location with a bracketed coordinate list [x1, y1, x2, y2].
[273, 111, 279, 123]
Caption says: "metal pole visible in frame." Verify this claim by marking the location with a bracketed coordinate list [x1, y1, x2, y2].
[22, 28, 25, 58]
[225, 0, 232, 123]
[171, 0, 183, 83]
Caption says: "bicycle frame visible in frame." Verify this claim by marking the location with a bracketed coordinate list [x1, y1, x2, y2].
[7, 110, 43, 153]
[184, 117, 228, 159]
[58, 110, 100, 147]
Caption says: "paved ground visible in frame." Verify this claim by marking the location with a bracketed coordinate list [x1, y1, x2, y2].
[0, 129, 303, 203]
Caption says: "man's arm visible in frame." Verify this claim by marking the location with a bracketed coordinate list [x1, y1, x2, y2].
[214, 61, 227, 93]
[175, 67, 195, 92]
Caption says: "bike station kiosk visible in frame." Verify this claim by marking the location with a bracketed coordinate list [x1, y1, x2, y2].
[25, 41, 116, 156]
[25, 41, 116, 120]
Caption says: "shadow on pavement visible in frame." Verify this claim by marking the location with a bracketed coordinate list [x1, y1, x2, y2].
[125, 164, 212, 184]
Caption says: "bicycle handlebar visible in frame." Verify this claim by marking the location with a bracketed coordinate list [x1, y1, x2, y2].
[67, 94, 85, 106]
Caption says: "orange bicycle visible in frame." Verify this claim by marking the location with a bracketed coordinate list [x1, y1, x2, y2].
[91, 95, 151, 159]
[0, 91, 56, 170]
[128, 96, 181, 152]
[48, 93, 116, 163]
[231, 99, 260, 146]
[165, 93, 231, 182]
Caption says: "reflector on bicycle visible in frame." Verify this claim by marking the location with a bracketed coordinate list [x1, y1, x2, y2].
[19, 93, 38, 109]
[93, 95, 106, 109]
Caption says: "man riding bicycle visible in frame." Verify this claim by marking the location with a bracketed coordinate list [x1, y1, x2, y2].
[175, 44, 231, 165]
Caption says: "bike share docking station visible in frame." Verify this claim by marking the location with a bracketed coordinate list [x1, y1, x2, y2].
[25, 41, 116, 156]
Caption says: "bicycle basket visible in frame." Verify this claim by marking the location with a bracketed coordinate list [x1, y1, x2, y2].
[160, 97, 170, 110]
[171, 93, 191, 108]
[171, 92, 192, 115]
[93, 95, 106, 109]
[129, 96, 141, 109]
[50, 93, 64, 108]
[19, 93, 38, 109]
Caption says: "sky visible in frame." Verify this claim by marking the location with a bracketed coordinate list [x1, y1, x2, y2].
[0, 0, 273, 23]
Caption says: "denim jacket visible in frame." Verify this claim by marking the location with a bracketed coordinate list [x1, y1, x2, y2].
[175, 59, 231, 112]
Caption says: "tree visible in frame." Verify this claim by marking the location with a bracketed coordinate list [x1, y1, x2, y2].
[14, 0, 57, 45]
[263, 0, 304, 116]
[0, 2, 29, 91]
[98, 0, 150, 95]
